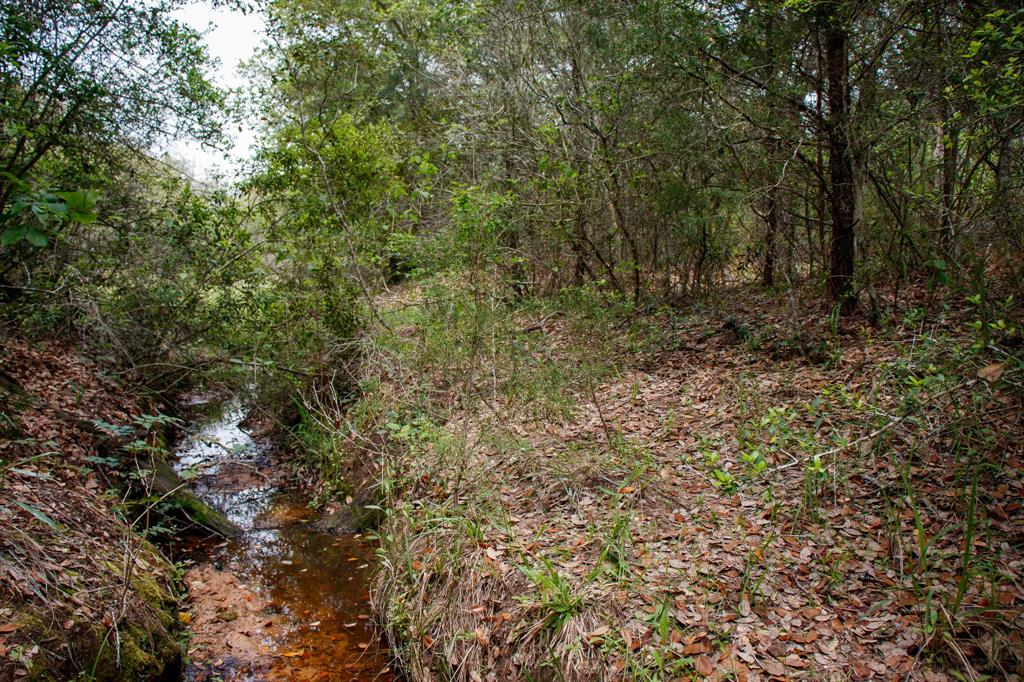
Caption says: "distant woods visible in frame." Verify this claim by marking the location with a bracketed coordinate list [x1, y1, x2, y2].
[253, 0, 1022, 314]
[2, 0, 1022, 387]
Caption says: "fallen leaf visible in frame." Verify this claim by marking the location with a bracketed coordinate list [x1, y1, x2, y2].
[683, 640, 708, 655]
[978, 362, 1005, 383]
[784, 653, 808, 668]
[760, 658, 785, 676]
[695, 655, 714, 676]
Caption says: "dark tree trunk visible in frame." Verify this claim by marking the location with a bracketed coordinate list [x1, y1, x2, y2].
[763, 189, 779, 287]
[822, 5, 857, 314]
[815, 29, 828, 275]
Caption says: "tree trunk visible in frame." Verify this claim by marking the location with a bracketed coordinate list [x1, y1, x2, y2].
[763, 189, 779, 287]
[822, 5, 857, 314]
[939, 105, 958, 251]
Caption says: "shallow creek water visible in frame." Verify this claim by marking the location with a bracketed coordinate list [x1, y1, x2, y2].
[171, 399, 396, 681]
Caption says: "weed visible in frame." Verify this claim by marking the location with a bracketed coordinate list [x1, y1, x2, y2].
[518, 559, 583, 632]
[590, 514, 633, 581]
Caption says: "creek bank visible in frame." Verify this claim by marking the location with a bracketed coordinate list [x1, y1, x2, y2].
[0, 336, 185, 681]
[171, 398, 396, 682]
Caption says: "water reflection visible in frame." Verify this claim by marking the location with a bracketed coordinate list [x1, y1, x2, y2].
[173, 398, 395, 681]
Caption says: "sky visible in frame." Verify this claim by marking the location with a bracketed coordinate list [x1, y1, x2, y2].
[162, 2, 267, 182]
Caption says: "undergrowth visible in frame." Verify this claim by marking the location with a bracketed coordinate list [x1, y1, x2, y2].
[321, 273, 1022, 680]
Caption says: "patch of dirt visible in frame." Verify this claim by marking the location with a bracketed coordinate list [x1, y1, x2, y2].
[184, 565, 279, 677]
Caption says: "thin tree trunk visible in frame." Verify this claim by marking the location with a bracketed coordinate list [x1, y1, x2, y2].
[939, 102, 959, 252]
[763, 189, 778, 287]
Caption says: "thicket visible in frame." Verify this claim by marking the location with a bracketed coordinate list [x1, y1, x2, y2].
[0, 0, 365, 397]
[3, 0, 1021, 393]
[250, 0, 1023, 318]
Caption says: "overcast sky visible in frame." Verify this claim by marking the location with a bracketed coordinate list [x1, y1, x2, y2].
[163, 2, 266, 182]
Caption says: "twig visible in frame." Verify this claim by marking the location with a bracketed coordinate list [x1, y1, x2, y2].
[774, 381, 966, 472]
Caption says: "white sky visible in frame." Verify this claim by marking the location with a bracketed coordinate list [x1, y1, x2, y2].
[162, 2, 266, 182]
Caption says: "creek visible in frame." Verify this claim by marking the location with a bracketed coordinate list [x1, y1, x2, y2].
[168, 397, 396, 682]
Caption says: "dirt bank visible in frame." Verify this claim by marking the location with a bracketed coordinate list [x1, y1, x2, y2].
[0, 336, 184, 680]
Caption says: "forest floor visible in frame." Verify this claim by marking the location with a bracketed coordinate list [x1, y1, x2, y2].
[353, 278, 1023, 682]
[2, 277, 1020, 682]
[0, 337, 184, 680]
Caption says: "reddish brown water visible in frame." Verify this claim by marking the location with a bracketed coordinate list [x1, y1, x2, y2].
[173, 400, 398, 682]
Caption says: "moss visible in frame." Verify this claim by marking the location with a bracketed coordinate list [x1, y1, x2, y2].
[8, 606, 183, 682]
[87, 624, 182, 682]
[7, 553, 183, 681]
[131, 572, 178, 630]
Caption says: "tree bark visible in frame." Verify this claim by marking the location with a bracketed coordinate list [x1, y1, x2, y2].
[821, 4, 857, 314]
[763, 189, 779, 287]
[939, 103, 959, 251]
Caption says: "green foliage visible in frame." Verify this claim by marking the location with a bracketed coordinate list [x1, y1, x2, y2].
[0, 183, 98, 247]
[960, 9, 1024, 116]
[518, 559, 583, 633]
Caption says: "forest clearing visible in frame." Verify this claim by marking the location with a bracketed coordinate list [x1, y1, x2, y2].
[1, 0, 1022, 680]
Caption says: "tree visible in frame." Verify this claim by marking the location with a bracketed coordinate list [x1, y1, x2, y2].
[818, 1, 858, 313]
[0, 0, 225, 293]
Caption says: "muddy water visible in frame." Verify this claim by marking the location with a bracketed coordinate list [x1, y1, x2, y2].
[172, 399, 396, 682]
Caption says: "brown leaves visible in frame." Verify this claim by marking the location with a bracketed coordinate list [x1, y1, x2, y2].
[759, 657, 785, 676]
[368, 286, 1024, 681]
[977, 362, 1006, 382]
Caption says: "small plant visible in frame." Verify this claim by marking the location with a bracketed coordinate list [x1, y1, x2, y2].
[966, 292, 1018, 353]
[740, 448, 767, 475]
[801, 453, 829, 517]
[711, 467, 738, 493]
[518, 559, 583, 632]
[591, 514, 633, 581]
[644, 599, 674, 644]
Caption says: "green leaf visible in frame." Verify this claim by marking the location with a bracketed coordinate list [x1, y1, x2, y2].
[25, 228, 48, 247]
[57, 189, 99, 224]
[1, 225, 25, 245]
[83, 455, 120, 467]
[16, 501, 60, 530]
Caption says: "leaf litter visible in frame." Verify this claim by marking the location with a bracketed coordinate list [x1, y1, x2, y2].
[368, 282, 1023, 681]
